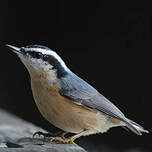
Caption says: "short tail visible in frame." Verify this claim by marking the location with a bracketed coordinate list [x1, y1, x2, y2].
[124, 118, 149, 135]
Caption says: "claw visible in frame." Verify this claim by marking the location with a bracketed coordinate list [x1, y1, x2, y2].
[50, 137, 64, 144]
[49, 136, 77, 145]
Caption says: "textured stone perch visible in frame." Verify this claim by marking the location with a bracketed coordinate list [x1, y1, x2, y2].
[0, 109, 87, 152]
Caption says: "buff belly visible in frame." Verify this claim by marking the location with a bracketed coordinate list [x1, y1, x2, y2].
[31, 78, 121, 134]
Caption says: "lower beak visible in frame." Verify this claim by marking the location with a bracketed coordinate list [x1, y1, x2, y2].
[6, 44, 23, 55]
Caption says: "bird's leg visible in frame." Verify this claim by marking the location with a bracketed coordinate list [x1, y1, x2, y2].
[50, 130, 95, 145]
[33, 131, 67, 138]
[67, 130, 95, 144]
[33, 130, 95, 145]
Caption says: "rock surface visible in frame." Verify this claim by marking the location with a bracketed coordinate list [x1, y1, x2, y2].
[0, 109, 87, 152]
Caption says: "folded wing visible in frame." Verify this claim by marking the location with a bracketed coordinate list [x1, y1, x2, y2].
[59, 72, 148, 135]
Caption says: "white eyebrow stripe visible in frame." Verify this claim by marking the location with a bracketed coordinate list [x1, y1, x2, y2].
[25, 48, 69, 71]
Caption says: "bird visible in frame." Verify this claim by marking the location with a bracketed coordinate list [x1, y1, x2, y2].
[6, 44, 148, 144]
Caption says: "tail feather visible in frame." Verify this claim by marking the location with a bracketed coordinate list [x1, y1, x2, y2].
[124, 118, 149, 135]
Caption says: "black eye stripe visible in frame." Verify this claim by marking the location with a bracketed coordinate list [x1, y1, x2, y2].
[27, 51, 43, 59]
[43, 55, 68, 78]
[27, 51, 68, 78]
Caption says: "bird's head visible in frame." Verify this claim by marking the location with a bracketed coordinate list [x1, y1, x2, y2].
[6, 44, 69, 79]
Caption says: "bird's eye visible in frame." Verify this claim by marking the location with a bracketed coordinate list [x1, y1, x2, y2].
[36, 52, 43, 59]
[43, 54, 47, 60]
[27, 51, 43, 59]
[33, 52, 43, 59]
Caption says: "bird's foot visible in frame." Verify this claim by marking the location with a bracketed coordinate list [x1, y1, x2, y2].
[50, 136, 77, 146]
[33, 131, 77, 145]
[33, 131, 67, 139]
[60, 132, 67, 138]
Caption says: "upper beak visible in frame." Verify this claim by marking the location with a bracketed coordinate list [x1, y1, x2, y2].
[6, 44, 23, 55]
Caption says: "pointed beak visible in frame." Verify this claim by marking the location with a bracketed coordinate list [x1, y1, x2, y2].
[6, 44, 24, 55]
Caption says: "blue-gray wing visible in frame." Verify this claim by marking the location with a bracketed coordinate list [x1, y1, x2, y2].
[59, 72, 126, 121]
[59, 72, 148, 135]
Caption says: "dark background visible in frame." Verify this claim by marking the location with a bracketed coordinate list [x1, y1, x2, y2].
[0, 1, 151, 152]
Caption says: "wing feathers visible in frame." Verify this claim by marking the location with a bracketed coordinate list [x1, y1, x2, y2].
[59, 72, 148, 135]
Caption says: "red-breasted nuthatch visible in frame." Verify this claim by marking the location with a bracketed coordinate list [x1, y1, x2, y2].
[6, 44, 148, 144]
